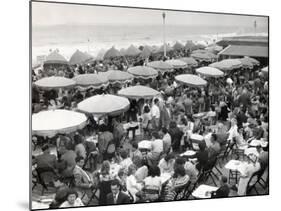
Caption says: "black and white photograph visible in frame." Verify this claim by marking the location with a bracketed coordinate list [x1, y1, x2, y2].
[30, 0, 269, 210]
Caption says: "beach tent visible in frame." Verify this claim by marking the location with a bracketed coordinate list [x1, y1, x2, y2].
[157, 44, 173, 53]
[173, 41, 185, 50]
[103, 47, 121, 59]
[44, 51, 68, 65]
[140, 45, 153, 58]
[119, 48, 126, 56]
[125, 45, 141, 56]
[96, 49, 106, 60]
[185, 40, 196, 51]
[69, 50, 93, 65]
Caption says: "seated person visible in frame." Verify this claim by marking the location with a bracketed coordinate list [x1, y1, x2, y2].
[72, 156, 95, 204]
[131, 141, 143, 168]
[208, 134, 221, 158]
[147, 131, 164, 166]
[106, 179, 131, 205]
[60, 189, 84, 208]
[119, 149, 133, 174]
[126, 164, 143, 202]
[34, 144, 57, 184]
[99, 160, 113, 182]
[158, 153, 175, 174]
[237, 155, 261, 196]
[163, 165, 190, 201]
[60, 145, 77, 177]
[184, 160, 199, 184]
[35, 144, 57, 170]
[49, 179, 70, 209]
[210, 176, 230, 198]
[143, 166, 162, 202]
[190, 141, 209, 171]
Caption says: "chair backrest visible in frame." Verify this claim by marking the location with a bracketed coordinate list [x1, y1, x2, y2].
[36, 167, 57, 189]
[99, 180, 114, 205]
[173, 181, 191, 200]
[246, 171, 260, 194]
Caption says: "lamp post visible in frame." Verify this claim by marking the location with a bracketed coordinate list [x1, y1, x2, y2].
[162, 12, 166, 58]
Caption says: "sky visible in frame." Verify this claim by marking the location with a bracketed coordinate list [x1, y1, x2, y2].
[32, 1, 268, 27]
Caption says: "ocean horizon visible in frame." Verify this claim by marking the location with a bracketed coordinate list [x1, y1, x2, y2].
[32, 24, 268, 61]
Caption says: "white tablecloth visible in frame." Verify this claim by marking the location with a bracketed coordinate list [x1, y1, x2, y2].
[192, 184, 218, 198]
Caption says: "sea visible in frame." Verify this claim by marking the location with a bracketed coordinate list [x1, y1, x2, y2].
[32, 24, 268, 62]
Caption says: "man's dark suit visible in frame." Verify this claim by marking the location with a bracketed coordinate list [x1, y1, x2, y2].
[106, 191, 131, 205]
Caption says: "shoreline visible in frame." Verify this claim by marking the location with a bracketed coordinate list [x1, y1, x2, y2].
[32, 31, 268, 63]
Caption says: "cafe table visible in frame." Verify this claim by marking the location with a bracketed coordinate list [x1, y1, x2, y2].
[192, 184, 218, 199]
[190, 134, 204, 150]
[249, 139, 268, 148]
[224, 160, 245, 185]
[123, 121, 139, 140]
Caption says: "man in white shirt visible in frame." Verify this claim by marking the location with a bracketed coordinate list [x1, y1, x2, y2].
[160, 127, 172, 154]
[147, 131, 163, 166]
[151, 98, 160, 130]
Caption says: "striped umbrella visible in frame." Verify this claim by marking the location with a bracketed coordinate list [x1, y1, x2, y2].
[100, 70, 133, 84]
[69, 50, 93, 65]
[165, 59, 187, 69]
[127, 66, 158, 79]
[173, 41, 185, 50]
[34, 76, 76, 89]
[179, 57, 198, 67]
[125, 45, 141, 56]
[147, 61, 174, 73]
[191, 50, 217, 62]
[140, 45, 153, 58]
[175, 74, 207, 88]
[209, 59, 242, 72]
[73, 74, 109, 90]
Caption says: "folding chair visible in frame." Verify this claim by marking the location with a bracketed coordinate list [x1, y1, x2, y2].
[35, 167, 57, 195]
[246, 168, 268, 195]
[201, 158, 219, 186]
[185, 173, 205, 199]
[173, 181, 191, 200]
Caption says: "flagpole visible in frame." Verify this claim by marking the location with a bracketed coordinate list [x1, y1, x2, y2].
[162, 12, 166, 58]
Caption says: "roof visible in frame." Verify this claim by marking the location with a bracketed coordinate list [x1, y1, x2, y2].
[216, 36, 268, 47]
[218, 45, 268, 58]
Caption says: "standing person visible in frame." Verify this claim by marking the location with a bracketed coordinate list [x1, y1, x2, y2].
[151, 98, 160, 130]
[160, 127, 172, 154]
[112, 118, 125, 148]
[106, 180, 131, 205]
[159, 100, 171, 129]
[169, 121, 184, 153]
[142, 104, 152, 137]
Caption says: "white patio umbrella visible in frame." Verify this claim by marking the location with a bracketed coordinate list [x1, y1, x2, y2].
[165, 59, 187, 69]
[175, 74, 207, 88]
[77, 94, 130, 116]
[118, 85, 160, 99]
[196, 67, 224, 78]
[32, 109, 88, 138]
[147, 61, 174, 73]
[34, 76, 76, 89]
[127, 66, 158, 79]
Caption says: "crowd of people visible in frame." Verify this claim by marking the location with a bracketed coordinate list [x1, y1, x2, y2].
[32, 45, 269, 208]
